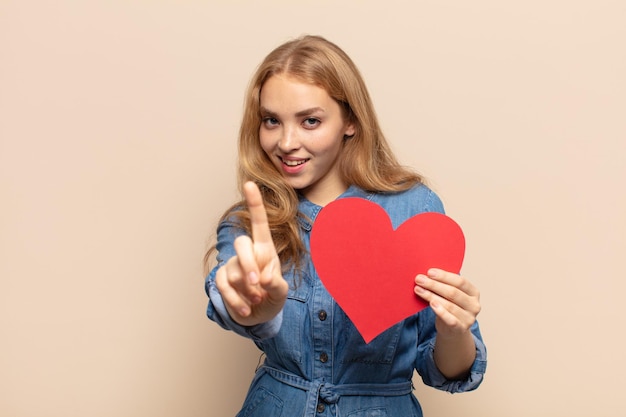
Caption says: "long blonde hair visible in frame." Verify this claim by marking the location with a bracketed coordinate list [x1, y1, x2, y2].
[205, 35, 422, 272]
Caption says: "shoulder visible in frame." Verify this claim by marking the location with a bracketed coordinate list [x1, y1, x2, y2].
[369, 184, 445, 228]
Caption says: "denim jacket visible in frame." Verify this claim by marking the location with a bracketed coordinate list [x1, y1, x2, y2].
[205, 184, 487, 417]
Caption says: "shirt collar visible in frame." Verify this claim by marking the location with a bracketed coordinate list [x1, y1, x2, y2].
[297, 185, 373, 231]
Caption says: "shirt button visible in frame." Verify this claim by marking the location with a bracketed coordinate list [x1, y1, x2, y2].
[320, 352, 328, 363]
[317, 403, 326, 413]
[318, 310, 327, 321]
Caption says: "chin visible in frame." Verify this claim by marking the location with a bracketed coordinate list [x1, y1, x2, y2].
[285, 179, 311, 192]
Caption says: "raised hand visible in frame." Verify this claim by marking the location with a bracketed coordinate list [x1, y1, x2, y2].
[215, 181, 289, 326]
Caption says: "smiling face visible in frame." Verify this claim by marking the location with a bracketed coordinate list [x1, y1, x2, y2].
[259, 74, 355, 206]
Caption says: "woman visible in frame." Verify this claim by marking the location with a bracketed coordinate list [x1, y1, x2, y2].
[205, 35, 486, 416]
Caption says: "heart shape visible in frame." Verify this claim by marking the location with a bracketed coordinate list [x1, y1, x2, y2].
[310, 197, 465, 343]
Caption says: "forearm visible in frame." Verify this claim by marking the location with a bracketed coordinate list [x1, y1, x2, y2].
[433, 329, 476, 380]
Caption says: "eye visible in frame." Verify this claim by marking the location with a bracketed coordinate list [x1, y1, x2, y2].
[262, 117, 280, 128]
[302, 118, 320, 129]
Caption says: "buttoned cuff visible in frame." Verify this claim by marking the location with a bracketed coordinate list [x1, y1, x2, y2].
[420, 333, 487, 393]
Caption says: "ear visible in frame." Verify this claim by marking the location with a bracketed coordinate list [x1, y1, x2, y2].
[343, 123, 356, 139]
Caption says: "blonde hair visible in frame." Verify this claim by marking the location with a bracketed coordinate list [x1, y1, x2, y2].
[205, 35, 422, 272]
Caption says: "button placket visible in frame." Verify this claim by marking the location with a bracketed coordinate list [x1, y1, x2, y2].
[310, 268, 333, 380]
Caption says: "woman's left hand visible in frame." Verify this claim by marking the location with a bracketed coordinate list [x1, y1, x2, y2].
[414, 268, 481, 337]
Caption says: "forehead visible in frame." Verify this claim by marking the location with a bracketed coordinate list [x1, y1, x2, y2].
[260, 74, 335, 111]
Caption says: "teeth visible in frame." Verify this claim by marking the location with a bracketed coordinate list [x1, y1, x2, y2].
[283, 159, 307, 167]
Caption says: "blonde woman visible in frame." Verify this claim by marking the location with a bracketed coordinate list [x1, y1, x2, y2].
[205, 35, 486, 417]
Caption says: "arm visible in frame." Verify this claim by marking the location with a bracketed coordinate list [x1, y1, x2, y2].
[415, 268, 482, 379]
[406, 186, 486, 389]
[414, 269, 487, 391]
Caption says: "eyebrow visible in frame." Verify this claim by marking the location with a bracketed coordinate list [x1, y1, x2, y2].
[260, 106, 325, 118]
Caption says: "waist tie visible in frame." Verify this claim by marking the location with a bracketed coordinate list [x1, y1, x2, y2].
[258, 365, 413, 416]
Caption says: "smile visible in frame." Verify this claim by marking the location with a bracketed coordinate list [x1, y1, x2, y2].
[281, 158, 309, 167]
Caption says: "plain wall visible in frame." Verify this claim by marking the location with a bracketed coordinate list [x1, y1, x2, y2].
[1, 1, 624, 416]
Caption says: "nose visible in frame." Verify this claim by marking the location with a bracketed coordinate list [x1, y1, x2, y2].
[277, 125, 300, 153]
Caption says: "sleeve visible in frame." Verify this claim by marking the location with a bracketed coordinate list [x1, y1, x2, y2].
[204, 218, 283, 341]
[413, 186, 487, 392]
[414, 308, 487, 393]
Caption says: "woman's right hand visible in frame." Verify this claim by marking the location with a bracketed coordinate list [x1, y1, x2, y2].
[215, 181, 289, 326]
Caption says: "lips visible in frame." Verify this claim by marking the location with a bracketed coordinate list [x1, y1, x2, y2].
[278, 156, 309, 174]
[282, 158, 308, 167]
[280, 157, 309, 166]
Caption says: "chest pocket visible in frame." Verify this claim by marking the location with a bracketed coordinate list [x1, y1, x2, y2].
[338, 311, 403, 365]
[266, 274, 312, 365]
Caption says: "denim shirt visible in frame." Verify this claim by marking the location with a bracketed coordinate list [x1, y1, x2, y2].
[205, 184, 487, 417]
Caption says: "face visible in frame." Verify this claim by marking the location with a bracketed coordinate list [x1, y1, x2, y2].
[259, 74, 355, 206]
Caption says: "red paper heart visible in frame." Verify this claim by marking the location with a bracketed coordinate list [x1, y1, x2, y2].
[310, 197, 465, 343]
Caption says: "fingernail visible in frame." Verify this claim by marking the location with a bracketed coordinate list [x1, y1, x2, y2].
[240, 306, 250, 316]
[414, 286, 425, 294]
[415, 275, 426, 285]
[428, 269, 439, 278]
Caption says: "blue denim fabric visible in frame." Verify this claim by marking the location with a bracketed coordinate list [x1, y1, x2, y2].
[206, 184, 487, 417]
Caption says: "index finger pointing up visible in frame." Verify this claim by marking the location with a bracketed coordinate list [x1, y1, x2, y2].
[243, 181, 273, 245]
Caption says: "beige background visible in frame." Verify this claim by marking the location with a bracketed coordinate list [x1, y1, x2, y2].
[1, 1, 624, 416]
